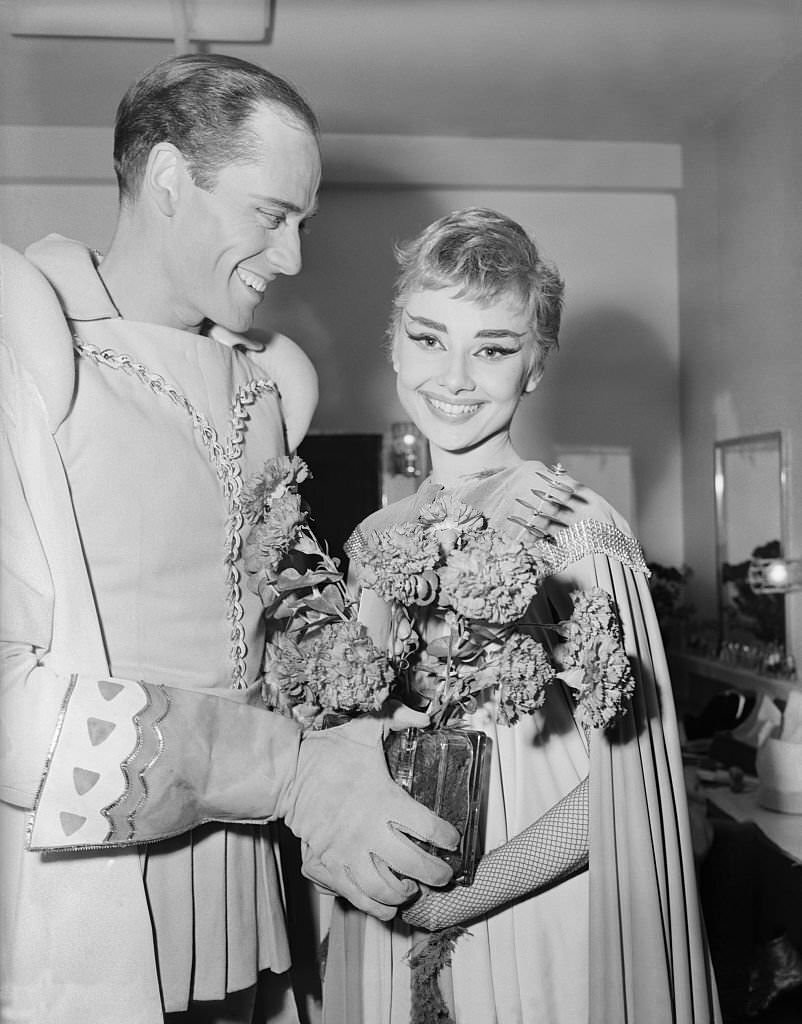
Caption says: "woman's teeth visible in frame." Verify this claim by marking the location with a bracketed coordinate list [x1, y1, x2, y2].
[236, 268, 267, 293]
[427, 396, 481, 418]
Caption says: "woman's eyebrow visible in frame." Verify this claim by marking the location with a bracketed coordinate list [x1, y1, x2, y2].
[405, 313, 525, 340]
[475, 328, 527, 339]
[406, 313, 447, 331]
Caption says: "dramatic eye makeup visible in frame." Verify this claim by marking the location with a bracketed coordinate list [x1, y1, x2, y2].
[403, 313, 526, 357]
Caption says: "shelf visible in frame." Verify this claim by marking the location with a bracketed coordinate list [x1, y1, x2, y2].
[706, 778, 802, 864]
[669, 652, 798, 703]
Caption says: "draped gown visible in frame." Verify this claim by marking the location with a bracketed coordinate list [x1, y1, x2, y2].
[322, 463, 721, 1024]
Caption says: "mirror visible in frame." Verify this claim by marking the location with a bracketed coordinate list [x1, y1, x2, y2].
[714, 431, 787, 663]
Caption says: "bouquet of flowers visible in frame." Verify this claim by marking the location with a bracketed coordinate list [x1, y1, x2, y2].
[354, 492, 636, 883]
[356, 493, 636, 732]
[241, 455, 393, 728]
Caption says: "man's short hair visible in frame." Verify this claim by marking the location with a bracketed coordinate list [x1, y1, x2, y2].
[113, 53, 320, 204]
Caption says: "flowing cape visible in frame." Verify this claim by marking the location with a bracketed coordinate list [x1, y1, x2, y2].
[326, 466, 720, 1023]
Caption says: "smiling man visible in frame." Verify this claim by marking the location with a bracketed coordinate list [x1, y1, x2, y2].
[0, 54, 457, 1024]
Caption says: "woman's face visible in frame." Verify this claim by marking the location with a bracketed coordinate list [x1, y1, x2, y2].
[392, 286, 540, 457]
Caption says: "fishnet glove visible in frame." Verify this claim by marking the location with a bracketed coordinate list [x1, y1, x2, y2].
[402, 776, 589, 931]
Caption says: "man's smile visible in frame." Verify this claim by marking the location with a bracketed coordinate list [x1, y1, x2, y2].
[236, 266, 268, 294]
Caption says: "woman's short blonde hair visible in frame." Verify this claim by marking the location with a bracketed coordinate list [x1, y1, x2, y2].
[388, 208, 564, 373]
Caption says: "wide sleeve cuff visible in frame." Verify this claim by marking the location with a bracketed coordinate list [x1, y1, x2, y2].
[27, 674, 301, 852]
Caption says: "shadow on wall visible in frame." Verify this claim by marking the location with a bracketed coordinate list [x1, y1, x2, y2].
[252, 191, 681, 564]
[512, 306, 680, 547]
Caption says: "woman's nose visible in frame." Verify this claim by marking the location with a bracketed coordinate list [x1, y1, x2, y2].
[438, 352, 475, 392]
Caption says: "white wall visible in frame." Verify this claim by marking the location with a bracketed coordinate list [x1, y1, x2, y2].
[265, 186, 681, 563]
[0, 130, 684, 565]
[679, 55, 802, 662]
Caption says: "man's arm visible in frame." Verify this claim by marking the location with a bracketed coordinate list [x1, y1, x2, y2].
[1, 421, 457, 919]
[1, 246, 457, 918]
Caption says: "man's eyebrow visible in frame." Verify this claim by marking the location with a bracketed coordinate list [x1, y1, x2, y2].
[406, 313, 525, 340]
[251, 196, 319, 217]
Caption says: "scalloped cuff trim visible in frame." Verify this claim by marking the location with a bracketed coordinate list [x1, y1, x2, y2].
[27, 674, 149, 851]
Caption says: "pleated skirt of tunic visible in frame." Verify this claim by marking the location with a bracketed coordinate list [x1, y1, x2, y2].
[140, 821, 293, 1013]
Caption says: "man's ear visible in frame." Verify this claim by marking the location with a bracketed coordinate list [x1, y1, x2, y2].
[145, 143, 183, 217]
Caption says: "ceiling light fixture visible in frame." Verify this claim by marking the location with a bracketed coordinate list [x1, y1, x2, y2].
[11, 0, 273, 46]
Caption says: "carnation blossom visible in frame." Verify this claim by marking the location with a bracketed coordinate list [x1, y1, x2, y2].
[299, 620, 392, 714]
[417, 496, 485, 553]
[244, 455, 390, 727]
[559, 588, 635, 728]
[360, 522, 441, 604]
[241, 455, 309, 523]
[494, 634, 556, 725]
[438, 529, 542, 623]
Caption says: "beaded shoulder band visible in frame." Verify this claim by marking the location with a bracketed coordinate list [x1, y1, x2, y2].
[343, 527, 368, 563]
[507, 464, 649, 577]
[345, 462, 650, 579]
[535, 518, 650, 577]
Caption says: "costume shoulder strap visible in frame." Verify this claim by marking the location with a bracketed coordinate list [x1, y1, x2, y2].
[538, 518, 650, 576]
[0, 244, 75, 431]
[343, 525, 368, 562]
[507, 464, 650, 577]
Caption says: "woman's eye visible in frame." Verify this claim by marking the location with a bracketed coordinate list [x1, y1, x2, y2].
[479, 345, 516, 360]
[407, 332, 442, 350]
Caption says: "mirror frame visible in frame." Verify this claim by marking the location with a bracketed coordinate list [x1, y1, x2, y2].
[714, 430, 789, 651]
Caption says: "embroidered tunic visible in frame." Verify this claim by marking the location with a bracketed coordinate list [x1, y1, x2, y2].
[323, 465, 721, 1024]
[0, 237, 303, 1022]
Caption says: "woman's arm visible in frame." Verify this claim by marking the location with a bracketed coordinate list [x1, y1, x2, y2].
[402, 775, 589, 931]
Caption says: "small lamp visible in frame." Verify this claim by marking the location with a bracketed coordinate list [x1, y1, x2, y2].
[748, 557, 802, 594]
[390, 422, 427, 478]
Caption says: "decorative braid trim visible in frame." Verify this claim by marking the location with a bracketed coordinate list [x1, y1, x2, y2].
[74, 341, 277, 688]
[102, 682, 170, 842]
[535, 519, 650, 577]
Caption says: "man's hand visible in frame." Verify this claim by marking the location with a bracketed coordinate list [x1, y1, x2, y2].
[279, 716, 459, 920]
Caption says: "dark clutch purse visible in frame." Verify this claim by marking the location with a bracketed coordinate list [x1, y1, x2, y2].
[384, 726, 491, 885]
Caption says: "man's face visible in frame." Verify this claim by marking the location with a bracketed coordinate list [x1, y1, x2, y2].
[168, 104, 321, 333]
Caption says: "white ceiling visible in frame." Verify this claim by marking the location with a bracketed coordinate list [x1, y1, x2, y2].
[1, 0, 800, 142]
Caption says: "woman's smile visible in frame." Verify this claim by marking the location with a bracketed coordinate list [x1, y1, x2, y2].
[420, 392, 485, 420]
